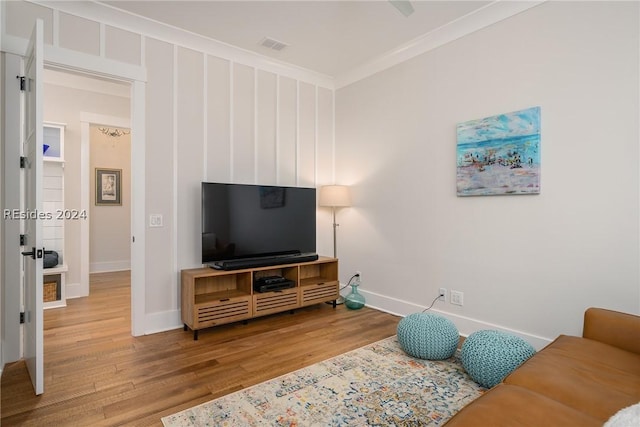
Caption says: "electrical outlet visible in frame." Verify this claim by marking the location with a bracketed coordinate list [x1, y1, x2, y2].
[451, 290, 464, 306]
[439, 287, 447, 302]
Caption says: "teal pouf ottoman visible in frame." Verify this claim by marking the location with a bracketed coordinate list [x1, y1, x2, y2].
[461, 330, 536, 388]
[397, 312, 459, 360]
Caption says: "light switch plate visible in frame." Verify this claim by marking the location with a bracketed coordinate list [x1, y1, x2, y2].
[149, 214, 163, 227]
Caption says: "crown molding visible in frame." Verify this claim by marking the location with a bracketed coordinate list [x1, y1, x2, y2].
[28, 0, 335, 89]
[22, 1, 545, 91]
[335, 1, 546, 89]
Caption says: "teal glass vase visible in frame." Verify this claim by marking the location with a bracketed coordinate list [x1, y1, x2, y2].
[345, 280, 365, 310]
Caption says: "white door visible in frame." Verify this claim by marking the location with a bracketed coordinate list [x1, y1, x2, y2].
[21, 19, 45, 395]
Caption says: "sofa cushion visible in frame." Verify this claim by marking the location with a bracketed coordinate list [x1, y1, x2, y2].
[444, 384, 602, 427]
[504, 335, 640, 421]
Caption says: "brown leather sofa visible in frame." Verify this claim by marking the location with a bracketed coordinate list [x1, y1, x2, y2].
[445, 308, 640, 426]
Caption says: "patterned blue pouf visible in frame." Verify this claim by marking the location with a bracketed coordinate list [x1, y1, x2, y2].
[461, 330, 536, 388]
[397, 312, 459, 360]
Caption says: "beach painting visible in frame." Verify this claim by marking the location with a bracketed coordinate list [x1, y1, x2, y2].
[456, 107, 540, 196]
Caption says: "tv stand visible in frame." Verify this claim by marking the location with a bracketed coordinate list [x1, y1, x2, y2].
[181, 256, 339, 340]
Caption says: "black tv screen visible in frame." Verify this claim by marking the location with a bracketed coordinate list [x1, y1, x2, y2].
[202, 182, 316, 264]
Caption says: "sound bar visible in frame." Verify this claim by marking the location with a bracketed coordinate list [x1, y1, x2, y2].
[210, 253, 319, 271]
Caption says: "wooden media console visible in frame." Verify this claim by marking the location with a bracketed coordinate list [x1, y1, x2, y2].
[181, 256, 339, 339]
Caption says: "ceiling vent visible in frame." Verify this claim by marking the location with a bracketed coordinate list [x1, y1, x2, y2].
[260, 37, 288, 51]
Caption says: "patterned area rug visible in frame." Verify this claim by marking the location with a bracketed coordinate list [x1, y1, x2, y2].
[162, 336, 485, 426]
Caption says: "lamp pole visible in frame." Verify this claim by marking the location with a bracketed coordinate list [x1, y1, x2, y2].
[331, 205, 345, 304]
[332, 206, 338, 258]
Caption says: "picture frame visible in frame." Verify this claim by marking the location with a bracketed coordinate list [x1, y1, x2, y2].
[456, 106, 541, 196]
[95, 168, 122, 205]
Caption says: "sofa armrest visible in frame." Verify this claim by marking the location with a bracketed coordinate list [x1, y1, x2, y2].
[583, 307, 640, 354]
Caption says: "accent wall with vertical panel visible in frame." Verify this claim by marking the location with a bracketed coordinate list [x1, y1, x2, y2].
[2, 0, 336, 332]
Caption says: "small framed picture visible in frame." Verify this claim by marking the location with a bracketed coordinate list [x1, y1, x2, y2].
[95, 168, 122, 206]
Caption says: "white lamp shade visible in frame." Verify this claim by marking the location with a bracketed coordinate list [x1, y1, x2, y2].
[319, 185, 351, 207]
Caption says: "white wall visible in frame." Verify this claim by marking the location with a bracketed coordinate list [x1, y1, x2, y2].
[335, 1, 640, 347]
[89, 126, 131, 273]
[142, 43, 335, 320]
[2, 0, 336, 332]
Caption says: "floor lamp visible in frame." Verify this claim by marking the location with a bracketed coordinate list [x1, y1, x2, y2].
[319, 185, 351, 305]
[319, 185, 351, 259]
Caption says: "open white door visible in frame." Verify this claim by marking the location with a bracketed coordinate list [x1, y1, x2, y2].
[21, 19, 45, 395]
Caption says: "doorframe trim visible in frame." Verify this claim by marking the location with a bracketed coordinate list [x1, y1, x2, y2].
[20, 43, 145, 337]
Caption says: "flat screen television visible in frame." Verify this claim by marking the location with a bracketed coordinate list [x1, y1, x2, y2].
[202, 182, 317, 269]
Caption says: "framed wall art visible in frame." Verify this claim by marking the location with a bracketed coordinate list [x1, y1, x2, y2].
[456, 106, 541, 196]
[95, 168, 122, 205]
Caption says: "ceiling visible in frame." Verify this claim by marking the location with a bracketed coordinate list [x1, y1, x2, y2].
[99, 1, 492, 78]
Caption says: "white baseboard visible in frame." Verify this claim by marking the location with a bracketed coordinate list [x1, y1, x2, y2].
[90, 261, 131, 273]
[139, 290, 552, 349]
[360, 289, 553, 351]
[65, 282, 85, 299]
[144, 309, 182, 335]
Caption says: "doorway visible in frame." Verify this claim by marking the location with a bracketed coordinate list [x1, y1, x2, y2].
[1, 43, 146, 393]
[43, 69, 132, 307]
[88, 123, 132, 273]
[80, 114, 132, 300]
[40, 65, 146, 337]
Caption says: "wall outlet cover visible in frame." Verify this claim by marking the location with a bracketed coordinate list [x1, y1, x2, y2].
[451, 290, 464, 306]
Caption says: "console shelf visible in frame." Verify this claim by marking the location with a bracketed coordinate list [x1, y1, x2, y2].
[181, 256, 338, 339]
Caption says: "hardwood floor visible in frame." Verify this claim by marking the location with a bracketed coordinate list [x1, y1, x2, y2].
[1, 271, 400, 426]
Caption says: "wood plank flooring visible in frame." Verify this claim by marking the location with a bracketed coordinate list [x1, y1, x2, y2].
[1, 271, 400, 426]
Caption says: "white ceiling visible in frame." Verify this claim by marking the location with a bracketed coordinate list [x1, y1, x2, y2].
[99, 0, 492, 78]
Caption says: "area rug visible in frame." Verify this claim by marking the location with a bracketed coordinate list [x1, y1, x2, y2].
[162, 335, 485, 426]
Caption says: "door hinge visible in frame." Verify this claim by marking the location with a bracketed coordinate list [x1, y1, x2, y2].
[20, 312, 25, 324]
[20, 156, 26, 168]
[20, 234, 26, 246]
[17, 75, 25, 91]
